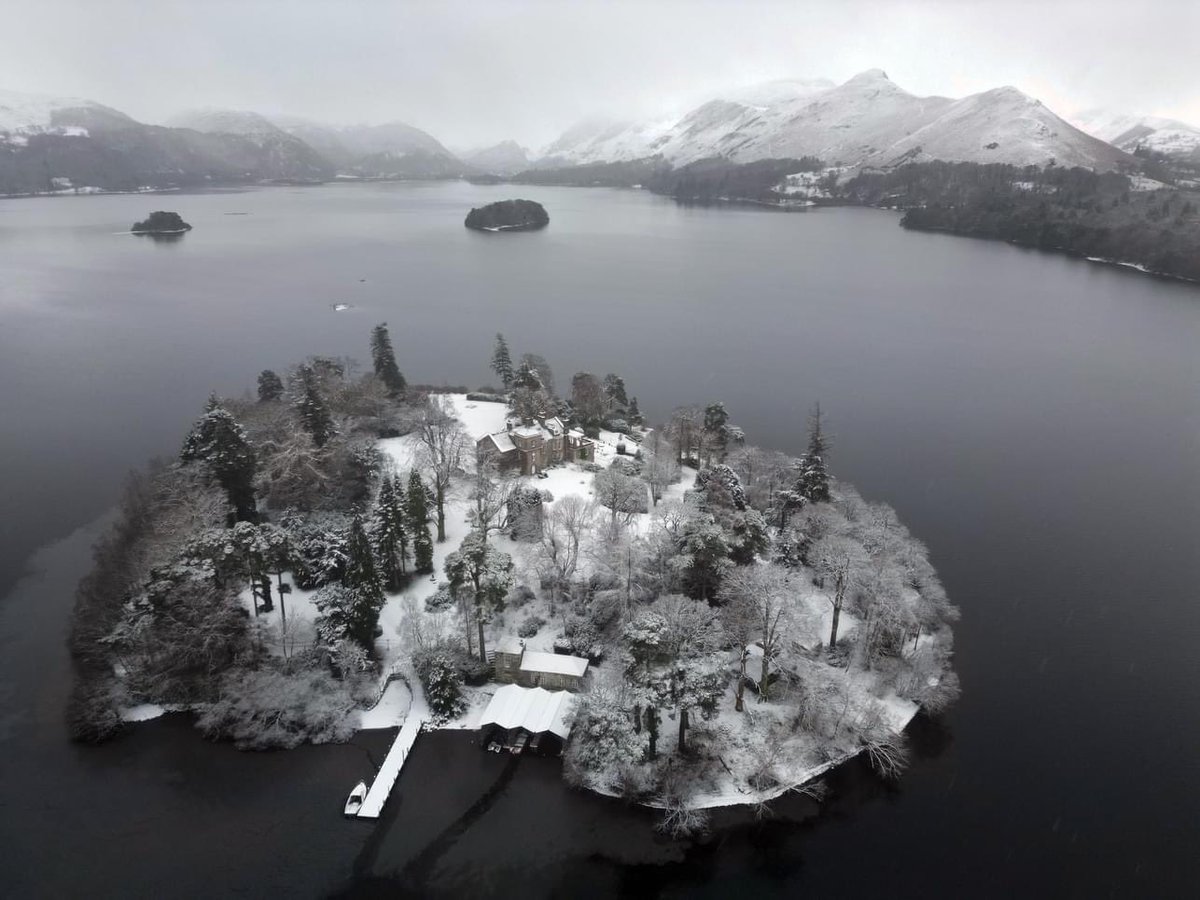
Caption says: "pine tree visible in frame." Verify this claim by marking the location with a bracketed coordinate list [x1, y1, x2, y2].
[406, 469, 435, 574]
[372, 474, 408, 591]
[257, 369, 284, 402]
[603, 373, 628, 410]
[180, 396, 257, 521]
[323, 516, 385, 650]
[370, 323, 407, 397]
[795, 403, 831, 504]
[294, 364, 335, 448]
[490, 333, 514, 390]
[628, 396, 642, 425]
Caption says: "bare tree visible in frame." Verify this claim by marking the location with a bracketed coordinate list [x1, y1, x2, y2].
[641, 431, 680, 506]
[469, 449, 514, 542]
[809, 535, 869, 650]
[535, 495, 595, 606]
[719, 564, 797, 706]
[416, 395, 470, 542]
[593, 467, 648, 527]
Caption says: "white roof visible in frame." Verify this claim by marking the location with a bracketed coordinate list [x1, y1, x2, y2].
[482, 432, 516, 453]
[513, 424, 543, 439]
[478, 685, 575, 740]
[495, 635, 523, 655]
[520, 650, 589, 678]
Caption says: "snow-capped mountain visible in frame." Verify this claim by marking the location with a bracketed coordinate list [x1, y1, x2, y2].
[540, 70, 1130, 171]
[0, 88, 133, 138]
[461, 140, 531, 175]
[166, 108, 284, 137]
[1071, 109, 1200, 158]
[270, 115, 467, 178]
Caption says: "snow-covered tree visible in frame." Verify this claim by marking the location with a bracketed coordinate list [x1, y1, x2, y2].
[571, 372, 606, 423]
[315, 517, 384, 652]
[593, 467, 648, 526]
[180, 397, 257, 522]
[534, 495, 594, 606]
[720, 565, 798, 706]
[469, 450, 513, 541]
[257, 369, 284, 403]
[293, 364, 336, 449]
[371, 474, 408, 591]
[415, 395, 469, 542]
[641, 435, 680, 506]
[794, 404, 831, 504]
[370, 322, 407, 397]
[518, 352, 554, 396]
[406, 470, 434, 573]
[444, 531, 514, 662]
[603, 373, 628, 411]
[809, 534, 869, 649]
[674, 516, 730, 602]
[490, 333, 514, 390]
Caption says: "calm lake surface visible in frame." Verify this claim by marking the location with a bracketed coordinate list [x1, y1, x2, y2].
[1, 182, 1198, 897]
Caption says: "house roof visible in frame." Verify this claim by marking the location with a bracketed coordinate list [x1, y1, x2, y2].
[478, 685, 575, 740]
[481, 432, 516, 453]
[513, 424, 543, 439]
[495, 635, 523, 656]
[520, 650, 589, 678]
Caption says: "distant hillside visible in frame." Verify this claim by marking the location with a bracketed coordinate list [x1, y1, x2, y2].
[539, 70, 1133, 172]
[1071, 109, 1200, 160]
[270, 115, 471, 179]
[462, 140, 530, 175]
[0, 92, 333, 194]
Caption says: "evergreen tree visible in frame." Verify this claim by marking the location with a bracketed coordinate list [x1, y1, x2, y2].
[603, 373, 628, 410]
[294, 364, 336, 448]
[180, 396, 257, 521]
[444, 531, 514, 663]
[794, 404, 831, 504]
[317, 517, 385, 651]
[406, 470, 435, 573]
[370, 322, 407, 397]
[512, 361, 542, 391]
[257, 369, 284, 402]
[372, 474, 408, 591]
[490, 333, 514, 390]
[628, 396, 642, 425]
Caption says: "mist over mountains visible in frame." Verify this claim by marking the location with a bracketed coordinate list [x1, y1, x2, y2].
[1, 70, 1195, 195]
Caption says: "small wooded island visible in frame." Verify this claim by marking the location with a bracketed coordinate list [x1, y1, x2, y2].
[465, 198, 549, 232]
[131, 211, 192, 234]
[68, 327, 958, 830]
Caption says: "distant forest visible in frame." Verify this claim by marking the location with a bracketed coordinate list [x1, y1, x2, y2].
[516, 154, 1200, 282]
[842, 162, 1200, 282]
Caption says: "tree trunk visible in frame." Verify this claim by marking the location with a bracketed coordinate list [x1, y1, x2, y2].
[829, 598, 842, 649]
[633, 703, 642, 733]
[760, 652, 771, 702]
[436, 486, 447, 542]
[735, 652, 747, 712]
[477, 617, 488, 665]
[678, 708, 689, 754]
[646, 706, 658, 760]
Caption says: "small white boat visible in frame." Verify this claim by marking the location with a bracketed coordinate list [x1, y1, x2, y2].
[332, 302, 351, 312]
[344, 781, 367, 817]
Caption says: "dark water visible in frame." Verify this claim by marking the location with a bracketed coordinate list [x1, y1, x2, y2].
[1, 183, 1198, 897]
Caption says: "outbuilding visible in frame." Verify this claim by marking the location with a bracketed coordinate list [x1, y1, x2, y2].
[478, 684, 576, 756]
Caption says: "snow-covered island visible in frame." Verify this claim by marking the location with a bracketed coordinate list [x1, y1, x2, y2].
[68, 328, 958, 828]
[130, 211, 192, 235]
[464, 198, 549, 232]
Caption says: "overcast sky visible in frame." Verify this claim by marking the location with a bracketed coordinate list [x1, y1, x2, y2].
[2, 0, 1197, 150]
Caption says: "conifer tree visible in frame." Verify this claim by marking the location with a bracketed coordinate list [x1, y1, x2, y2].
[294, 364, 336, 448]
[372, 474, 408, 591]
[490, 333, 514, 390]
[628, 396, 642, 425]
[180, 396, 257, 521]
[795, 403, 831, 504]
[406, 469, 435, 573]
[370, 322, 407, 397]
[317, 516, 385, 651]
[257, 369, 284, 402]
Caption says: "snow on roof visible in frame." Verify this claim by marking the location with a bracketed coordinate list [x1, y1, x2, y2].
[495, 635, 523, 656]
[478, 685, 575, 740]
[513, 424, 543, 439]
[544, 416, 565, 435]
[482, 431, 516, 453]
[520, 650, 589, 678]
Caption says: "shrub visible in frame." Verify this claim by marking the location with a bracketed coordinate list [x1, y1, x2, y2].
[195, 665, 358, 750]
[518, 616, 545, 638]
[65, 678, 125, 744]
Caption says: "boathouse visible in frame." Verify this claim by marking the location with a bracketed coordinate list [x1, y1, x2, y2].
[478, 684, 576, 756]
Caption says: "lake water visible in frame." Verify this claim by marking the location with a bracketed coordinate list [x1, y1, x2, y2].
[1, 182, 1198, 897]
